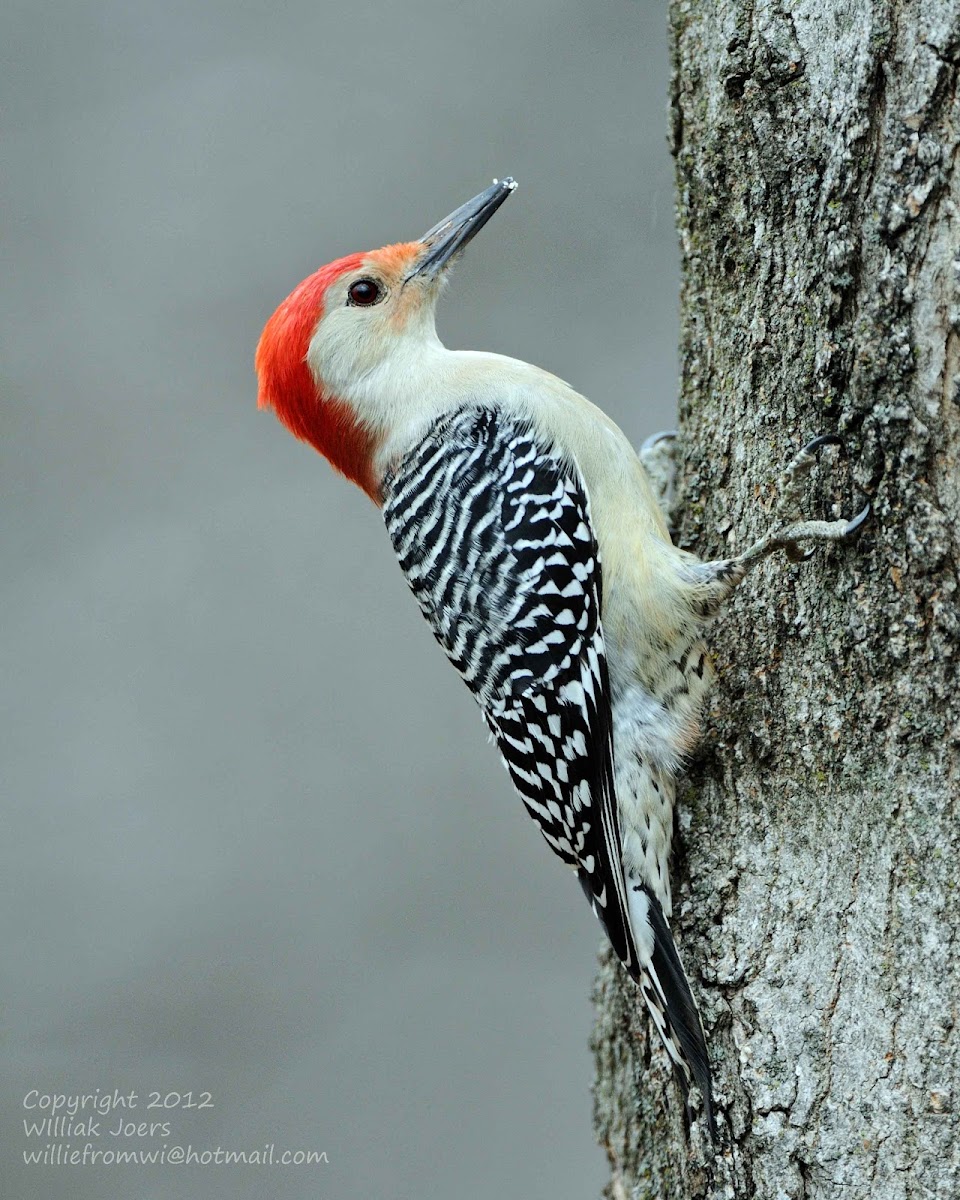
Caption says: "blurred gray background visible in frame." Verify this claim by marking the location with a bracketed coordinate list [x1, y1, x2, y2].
[2, 1, 678, 1196]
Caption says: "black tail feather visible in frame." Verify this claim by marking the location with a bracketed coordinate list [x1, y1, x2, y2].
[643, 887, 716, 1140]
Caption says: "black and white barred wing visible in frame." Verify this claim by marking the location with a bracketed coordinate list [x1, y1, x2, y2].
[381, 408, 639, 977]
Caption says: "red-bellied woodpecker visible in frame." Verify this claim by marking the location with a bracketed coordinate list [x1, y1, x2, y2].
[255, 178, 869, 1136]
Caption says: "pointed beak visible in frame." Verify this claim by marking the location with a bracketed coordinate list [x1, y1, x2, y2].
[407, 177, 517, 282]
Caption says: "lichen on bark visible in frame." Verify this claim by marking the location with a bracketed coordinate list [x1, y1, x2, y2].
[593, 0, 960, 1196]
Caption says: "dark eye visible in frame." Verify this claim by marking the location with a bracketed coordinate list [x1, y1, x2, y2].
[347, 278, 383, 306]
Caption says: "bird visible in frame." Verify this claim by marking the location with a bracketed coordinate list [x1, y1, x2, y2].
[255, 177, 869, 1135]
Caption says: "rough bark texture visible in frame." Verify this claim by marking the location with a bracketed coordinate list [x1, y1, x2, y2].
[593, 1, 960, 1196]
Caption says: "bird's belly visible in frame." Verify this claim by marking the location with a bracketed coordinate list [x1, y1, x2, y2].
[607, 626, 715, 918]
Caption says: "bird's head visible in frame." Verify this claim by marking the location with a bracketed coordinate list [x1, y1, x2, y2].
[256, 177, 517, 498]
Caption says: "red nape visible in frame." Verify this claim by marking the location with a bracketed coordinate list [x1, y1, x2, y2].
[256, 253, 380, 499]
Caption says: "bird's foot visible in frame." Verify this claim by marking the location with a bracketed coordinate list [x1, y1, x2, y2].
[737, 434, 870, 568]
[690, 434, 870, 616]
[638, 430, 679, 523]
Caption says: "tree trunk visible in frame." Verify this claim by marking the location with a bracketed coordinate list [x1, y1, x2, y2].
[592, 1, 960, 1196]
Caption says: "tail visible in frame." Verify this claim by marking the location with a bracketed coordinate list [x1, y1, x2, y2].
[629, 883, 716, 1139]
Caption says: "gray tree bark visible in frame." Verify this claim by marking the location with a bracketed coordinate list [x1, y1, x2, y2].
[592, 1, 960, 1196]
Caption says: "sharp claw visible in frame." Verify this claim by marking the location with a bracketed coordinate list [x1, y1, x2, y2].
[640, 430, 678, 452]
[785, 544, 817, 562]
[800, 432, 845, 458]
[843, 502, 872, 537]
